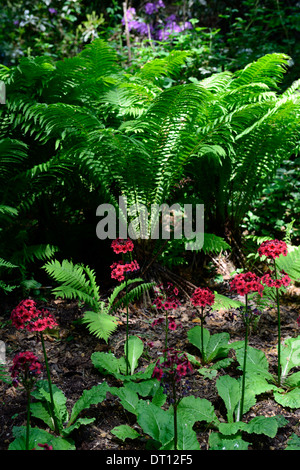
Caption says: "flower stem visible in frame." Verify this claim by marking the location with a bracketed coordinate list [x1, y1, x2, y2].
[200, 307, 205, 364]
[172, 378, 178, 451]
[40, 332, 59, 433]
[164, 312, 169, 362]
[26, 390, 31, 450]
[240, 294, 249, 420]
[274, 260, 281, 385]
[125, 273, 129, 376]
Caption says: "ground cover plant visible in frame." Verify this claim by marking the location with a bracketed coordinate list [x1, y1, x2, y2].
[0, 1, 300, 454]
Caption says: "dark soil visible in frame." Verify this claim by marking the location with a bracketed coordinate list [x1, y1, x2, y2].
[1, 278, 300, 452]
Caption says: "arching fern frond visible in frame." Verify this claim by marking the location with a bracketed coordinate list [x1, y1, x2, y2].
[43, 259, 101, 312]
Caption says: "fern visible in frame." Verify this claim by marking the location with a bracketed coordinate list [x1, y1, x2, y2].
[43, 259, 101, 312]
[276, 247, 300, 282]
[81, 310, 118, 342]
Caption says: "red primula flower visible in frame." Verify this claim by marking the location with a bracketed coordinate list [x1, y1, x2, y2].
[11, 300, 58, 332]
[10, 351, 42, 387]
[191, 287, 215, 308]
[152, 283, 180, 311]
[258, 239, 288, 259]
[111, 238, 134, 254]
[152, 348, 193, 384]
[230, 272, 264, 297]
[110, 259, 140, 282]
[261, 270, 291, 289]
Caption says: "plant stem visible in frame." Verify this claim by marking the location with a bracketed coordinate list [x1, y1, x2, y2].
[40, 332, 59, 433]
[172, 379, 178, 451]
[274, 260, 281, 385]
[240, 295, 249, 420]
[200, 307, 205, 364]
[164, 312, 169, 362]
[26, 390, 31, 450]
[125, 273, 129, 376]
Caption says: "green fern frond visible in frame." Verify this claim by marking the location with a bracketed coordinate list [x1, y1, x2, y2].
[81, 310, 118, 342]
[43, 259, 100, 311]
[0, 257, 18, 269]
[232, 53, 290, 89]
[138, 50, 190, 82]
[202, 233, 231, 254]
[109, 280, 155, 312]
[276, 246, 300, 282]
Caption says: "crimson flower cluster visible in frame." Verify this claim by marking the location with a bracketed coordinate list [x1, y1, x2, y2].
[230, 272, 264, 297]
[110, 259, 140, 282]
[152, 282, 180, 311]
[191, 287, 215, 308]
[111, 238, 134, 254]
[10, 351, 42, 388]
[11, 299, 58, 332]
[110, 238, 139, 281]
[152, 348, 193, 384]
[258, 239, 288, 259]
[261, 270, 291, 289]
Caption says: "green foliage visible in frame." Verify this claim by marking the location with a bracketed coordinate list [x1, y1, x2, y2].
[30, 379, 110, 437]
[9, 426, 75, 450]
[91, 336, 155, 381]
[187, 326, 232, 366]
[43, 258, 152, 342]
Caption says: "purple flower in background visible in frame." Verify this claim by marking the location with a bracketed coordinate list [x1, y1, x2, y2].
[13, 20, 19, 25]
[156, 0, 165, 8]
[145, 3, 158, 15]
[121, 7, 136, 25]
[145, 1, 165, 15]
[156, 15, 193, 40]
[48, 8, 57, 15]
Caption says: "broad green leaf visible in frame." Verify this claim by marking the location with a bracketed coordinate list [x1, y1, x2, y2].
[68, 382, 110, 425]
[30, 402, 54, 430]
[111, 425, 140, 441]
[208, 431, 250, 450]
[188, 326, 210, 357]
[281, 336, 300, 381]
[177, 395, 219, 426]
[234, 344, 272, 380]
[205, 331, 231, 362]
[136, 400, 174, 446]
[125, 335, 144, 375]
[286, 433, 300, 450]
[284, 371, 300, 389]
[62, 418, 95, 437]
[9, 426, 75, 450]
[188, 326, 230, 363]
[110, 386, 140, 415]
[216, 375, 240, 423]
[274, 388, 300, 409]
[161, 416, 200, 450]
[31, 380, 68, 430]
[246, 416, 279, 438]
